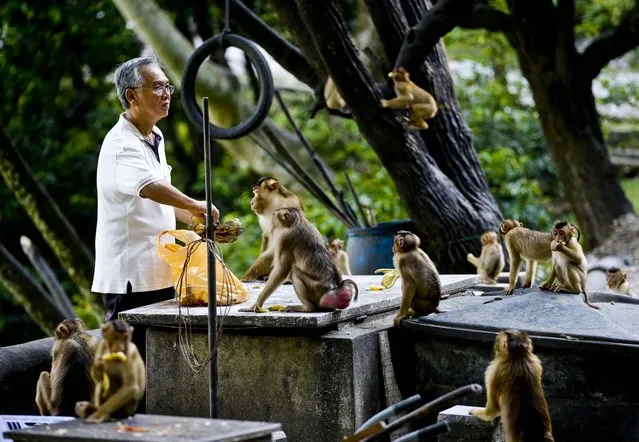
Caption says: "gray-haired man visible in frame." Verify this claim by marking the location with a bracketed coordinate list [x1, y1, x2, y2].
[93, 56, 219, 322]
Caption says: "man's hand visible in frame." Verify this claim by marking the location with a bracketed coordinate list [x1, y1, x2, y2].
[189, 200, 220, 223]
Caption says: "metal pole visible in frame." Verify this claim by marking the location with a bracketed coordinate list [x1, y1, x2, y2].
[203, 97, 220, 418]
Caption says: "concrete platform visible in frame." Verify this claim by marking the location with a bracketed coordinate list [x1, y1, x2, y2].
[118, 274, 479, 442]
[120, 274, 479, 329]
[2, 414, 281, 442]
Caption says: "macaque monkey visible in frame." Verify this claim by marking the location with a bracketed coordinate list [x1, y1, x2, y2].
[240, 208, 358, 313]
[539, 221, 598, 309]
[467, 231, 505, 284]
[75, 320, 145, 423]
[500, 219, 552, 295]
[243, 177, 303, 281]
[36, 319, 96, 416]
[392, 230, 441, 327]
[606, 267, 636, 297]
[380, 67, 438, 130]
[328, 238, 351, 275]
[470, 330, 554, 442]
[324, 77, 346, 111]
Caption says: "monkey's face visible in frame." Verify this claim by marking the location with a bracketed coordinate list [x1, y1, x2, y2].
[480, 231, 497, 246]
[551, 223, 573, 244]
[499, 219, 523, 235]
[393, 231, 419, 253]
[250, 177, 280, 214]
[101, 321, 132, 354]
[328, 239, 343, 258]
[607, 268, 627, 288]
[389, 67, 409, 82]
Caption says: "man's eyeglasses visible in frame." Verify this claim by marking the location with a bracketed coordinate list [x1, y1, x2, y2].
[130, 84, 175, 96]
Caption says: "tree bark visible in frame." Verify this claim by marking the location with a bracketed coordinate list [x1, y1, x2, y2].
[282, 0, 503, 271]
[506, 1, 635, 247]
[0, 242, 67, 336]
[0, 127, 103, 323]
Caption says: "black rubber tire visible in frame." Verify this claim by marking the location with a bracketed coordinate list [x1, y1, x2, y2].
[182, 33, 274, 140]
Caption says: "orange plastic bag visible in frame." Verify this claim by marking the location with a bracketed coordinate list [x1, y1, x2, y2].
[157, 229, 249, 306]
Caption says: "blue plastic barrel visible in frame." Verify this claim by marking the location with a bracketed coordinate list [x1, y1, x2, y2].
[346, 219, 415, 275]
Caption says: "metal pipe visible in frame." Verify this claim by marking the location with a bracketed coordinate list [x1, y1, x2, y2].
[203, 97, 220, 418]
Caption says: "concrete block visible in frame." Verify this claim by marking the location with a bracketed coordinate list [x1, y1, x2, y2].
[437, 405, 495, 442]
[120, 274, 479, 329]
[145, 323, 385, 442]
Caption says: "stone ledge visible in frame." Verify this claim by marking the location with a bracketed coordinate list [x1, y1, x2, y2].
[120, 274, 479, 329]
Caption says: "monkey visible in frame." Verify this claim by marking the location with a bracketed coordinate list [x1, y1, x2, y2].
[539, 221, 599, 309]
[328, 238, 352, 275]
[324, 77, 346, 111]
[470, 330, 554, 442]
[467, 231, 505, 284]
[392, 230, 441, 327]
[239, 208, 358, 313]
[606, 267, 636, 297]
[500, 219, 553, 296]
[242, 177, 303, 282]
[35, 319, 96, 416]
[380, 67, 438, 130]
[75, 320, 145, 423]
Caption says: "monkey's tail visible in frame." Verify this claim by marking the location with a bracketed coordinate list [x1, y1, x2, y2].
[342, 278, 359, 304]
[582, 288, 600, 310]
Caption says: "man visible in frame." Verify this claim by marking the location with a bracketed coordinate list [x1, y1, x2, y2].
[93, 56, 219, 321]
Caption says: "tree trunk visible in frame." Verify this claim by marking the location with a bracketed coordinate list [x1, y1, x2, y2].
[0, 242, 67, 335]
[281, 0, 503, 271]
[507, 2, 635, 247]
[113, 0, 334, 193]
[0, 127, 103, 324]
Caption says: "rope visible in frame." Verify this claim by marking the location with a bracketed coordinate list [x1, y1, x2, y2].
[173, 238, 236, 374]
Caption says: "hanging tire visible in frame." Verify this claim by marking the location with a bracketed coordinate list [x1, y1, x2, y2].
[182, 33, 274, 140]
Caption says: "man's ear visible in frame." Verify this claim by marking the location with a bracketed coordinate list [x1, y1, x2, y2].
[125, 88, 136, 106]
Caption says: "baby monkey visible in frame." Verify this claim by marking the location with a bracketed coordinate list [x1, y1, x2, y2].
[539, 221, 598, 309]
[240, 208, 358, 313]
[380, 67, 438, 130]
[471, 330, 554, 442]
[392, 230, 441, 327]
[500, 219, 553, 295]
[467, 231, 505, 284]
[75, 320, 145, 423]
[606, 267, 636, 297]
[328, 238, 352, 275]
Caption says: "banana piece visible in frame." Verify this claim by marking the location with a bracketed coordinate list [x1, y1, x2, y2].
[164, 243, 181, 253]
[380, 269, 400, 289]
[102, 373, 110, 398]
[367, 285, 386, 291]
[267, 305, 287, 312]
[102, 351, 127, 362]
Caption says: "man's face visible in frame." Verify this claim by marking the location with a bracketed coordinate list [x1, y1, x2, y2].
[128, 64, 171, 120]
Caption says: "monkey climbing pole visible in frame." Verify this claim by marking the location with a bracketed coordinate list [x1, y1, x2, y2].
[181, 0, 274, 419]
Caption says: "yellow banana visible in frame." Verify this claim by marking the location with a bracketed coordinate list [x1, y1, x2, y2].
[102, 351, 127, 362]
[380, 269, 400, 289]
[102, 373, 110, 398]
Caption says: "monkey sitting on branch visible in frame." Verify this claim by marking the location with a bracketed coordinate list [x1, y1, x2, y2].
[392, 230, 442, 327]
[467, 231, 505, 284]
[500, 219, 553, 295]
[539, 221, 599, 309]
[75, 320, 145, 423]
[380, 67, 438, 130]
[471, 330, 555, 442]
[606, 267, 637, 298]
[328, 238, 352, 275]
[243, 177, 303, 282]
[36, 319, 96, 416]
[240, 208, 358, 313]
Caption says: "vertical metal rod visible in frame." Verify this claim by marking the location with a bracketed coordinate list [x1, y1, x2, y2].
[203, 97, 220, 418]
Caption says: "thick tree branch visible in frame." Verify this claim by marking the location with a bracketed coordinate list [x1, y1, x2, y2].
[581, 0, 639, 81]
[215, 0, 321, 88]
[395, 0, 513, 72]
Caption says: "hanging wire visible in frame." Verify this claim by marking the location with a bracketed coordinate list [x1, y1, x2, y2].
[173, 237, 237, 374]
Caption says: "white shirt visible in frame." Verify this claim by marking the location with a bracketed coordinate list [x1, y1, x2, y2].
[92, 113, 176, 294]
